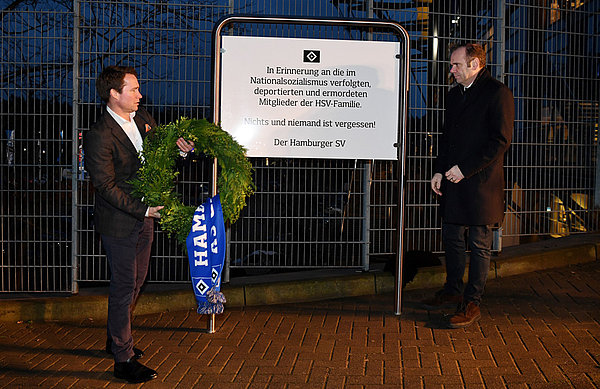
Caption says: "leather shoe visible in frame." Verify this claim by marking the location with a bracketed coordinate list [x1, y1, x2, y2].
[106, 338, 144, 359]
[114, 359, 158, 383]
[448, 301, 481, 329]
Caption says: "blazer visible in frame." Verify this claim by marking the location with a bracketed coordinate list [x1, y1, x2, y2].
[434, 69, 514, 225]
[84, 107, 157, 238]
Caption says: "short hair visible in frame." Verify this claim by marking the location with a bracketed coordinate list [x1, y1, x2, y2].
[450, 42, 487, 68]
[96, 66, 137, 103]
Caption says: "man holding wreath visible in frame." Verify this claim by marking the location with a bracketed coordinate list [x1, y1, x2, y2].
[84, 66, 193, 383]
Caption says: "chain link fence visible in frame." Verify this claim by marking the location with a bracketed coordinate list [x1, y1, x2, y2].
[1, 0, 598, 292]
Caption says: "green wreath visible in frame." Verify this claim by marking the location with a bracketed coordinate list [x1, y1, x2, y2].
[131, 118, 254, 246]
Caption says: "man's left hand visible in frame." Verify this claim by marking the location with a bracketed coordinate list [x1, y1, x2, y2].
[445, 165, 464, 183]
[176, 138, 195, 153]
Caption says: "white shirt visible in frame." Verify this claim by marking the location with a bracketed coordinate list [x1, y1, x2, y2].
[106, 106, 143, 154]
[106, 106, 149, 216]
[463, 69, 481, 90]
[464, 80, 475, 89]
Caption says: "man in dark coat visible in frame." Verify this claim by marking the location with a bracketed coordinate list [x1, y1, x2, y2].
[421, 43, 514, 328]
[84, 66, 193, 383]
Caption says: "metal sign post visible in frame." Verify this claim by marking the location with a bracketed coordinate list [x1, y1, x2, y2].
[212, 15, 410, 318]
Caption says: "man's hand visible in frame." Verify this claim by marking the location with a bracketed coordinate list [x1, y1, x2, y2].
[431, 173, 443, 196]
[176, 138, 195, 153]
[445, 165, 464, 184]
[148, 206, 164, 218]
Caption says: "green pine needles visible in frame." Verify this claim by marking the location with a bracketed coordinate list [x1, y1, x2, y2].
[131, 118, 254, 246]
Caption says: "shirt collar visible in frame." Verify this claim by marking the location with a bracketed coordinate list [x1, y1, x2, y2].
[464, 79, 476, 89]
[463, 68, 486, 90]
[106, 106, 136, 126]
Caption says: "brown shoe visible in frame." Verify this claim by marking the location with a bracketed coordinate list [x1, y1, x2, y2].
[421, 289, 463, 310]
[448, 301, 481, 329]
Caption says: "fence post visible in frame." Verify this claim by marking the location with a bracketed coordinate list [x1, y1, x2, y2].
[361, 0, 374, 273]
[495, 0, 506, 83]
[596, 110, 600, 207]
[362, 161, 371, 271]
[71, 0, 81, 295]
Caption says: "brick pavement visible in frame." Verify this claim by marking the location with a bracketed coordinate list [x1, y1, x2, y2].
[1, 261, 599, 388]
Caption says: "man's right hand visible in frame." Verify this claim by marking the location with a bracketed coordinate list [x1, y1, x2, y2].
[431, 173, 443, 196]
[148, 206, 164, 218]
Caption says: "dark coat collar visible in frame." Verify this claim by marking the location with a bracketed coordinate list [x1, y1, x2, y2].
[462, 67, 489, 93]
[451, 68, 491, 118]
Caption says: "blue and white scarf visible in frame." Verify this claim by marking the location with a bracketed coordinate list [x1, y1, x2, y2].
[185, 195, 226, 314]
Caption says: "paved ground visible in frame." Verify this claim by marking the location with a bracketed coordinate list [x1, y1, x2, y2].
[1, 261, 600, 388]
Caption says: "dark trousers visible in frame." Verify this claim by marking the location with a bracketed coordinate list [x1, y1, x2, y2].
[101, 217, 154, 363]
[442, 223, 493, 305]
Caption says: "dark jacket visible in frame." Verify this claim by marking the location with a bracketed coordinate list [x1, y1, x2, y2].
[434, 69, 514, 225]
[84, 107, 157, 237]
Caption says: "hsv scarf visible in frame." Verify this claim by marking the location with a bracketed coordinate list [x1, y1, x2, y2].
[185, 195, 226, 314]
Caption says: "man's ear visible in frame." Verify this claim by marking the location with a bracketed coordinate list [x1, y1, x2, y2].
[109, 88, 120, 101]
[470, 57, 480, 69]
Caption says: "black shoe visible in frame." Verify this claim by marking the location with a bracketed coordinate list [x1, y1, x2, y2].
[114, 359, 158, 383]
[106, 338, 144, 359]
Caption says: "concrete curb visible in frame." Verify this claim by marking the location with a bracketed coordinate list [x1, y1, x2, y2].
[405, 243, 599, 291]
[493, 243, 597, 278]
[1, 236, 598, 323]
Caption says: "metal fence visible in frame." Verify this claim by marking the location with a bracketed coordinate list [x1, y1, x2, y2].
[1, 0, 599, 292]
[503, 0, 600, 246]
[1, 3, 74, 292]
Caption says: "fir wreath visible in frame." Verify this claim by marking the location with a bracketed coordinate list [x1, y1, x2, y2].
[131, 118, 254, 246]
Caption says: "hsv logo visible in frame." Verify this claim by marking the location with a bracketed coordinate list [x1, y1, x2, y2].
[196, 279, 208, 295]
[303, 50, 320, 63]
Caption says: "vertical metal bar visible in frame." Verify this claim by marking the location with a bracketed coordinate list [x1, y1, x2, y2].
[71, 0, 81, 295]
[595, 112, 600, 208]
[206, 157, 218, 333]
[495, 0, 506, 253]
[222, 0, 235, 284]
[361, 160, 371, 271]
[207, 314, 215, 333]
[394, 38, 410, 316]
[496, 0, 506, 83]
[363, 0, 373, 272]
[223, 228, 231, 283]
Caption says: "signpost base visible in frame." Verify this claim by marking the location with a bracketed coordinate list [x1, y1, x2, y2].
[207, 314, 215, 333]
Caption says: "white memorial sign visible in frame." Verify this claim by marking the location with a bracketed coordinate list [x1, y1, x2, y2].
[220, 36, 400, 159]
